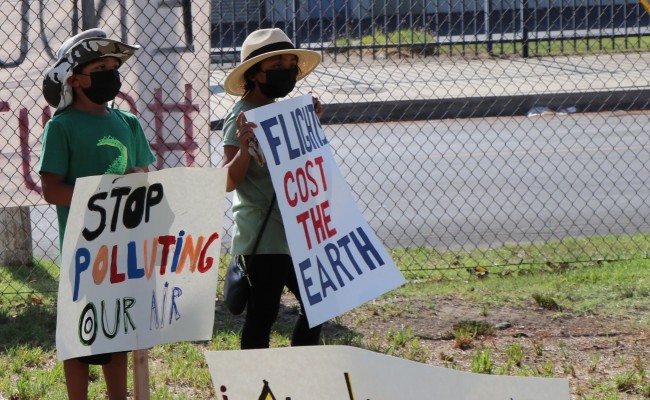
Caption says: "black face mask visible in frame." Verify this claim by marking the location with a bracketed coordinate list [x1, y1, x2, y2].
[258, 67, 298, 99]
[82, 69, 122, 105]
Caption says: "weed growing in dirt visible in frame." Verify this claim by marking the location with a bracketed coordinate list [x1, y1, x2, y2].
[471, 346, 493, 374]
[532, 292, 562, 311]
[452, 320, 495, 349]
[505, 341, 524, 369]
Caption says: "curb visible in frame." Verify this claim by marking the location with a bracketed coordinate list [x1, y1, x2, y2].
[210, 89, 650, 130]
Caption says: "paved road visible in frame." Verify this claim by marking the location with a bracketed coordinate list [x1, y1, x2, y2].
[322, 112, 650, 249]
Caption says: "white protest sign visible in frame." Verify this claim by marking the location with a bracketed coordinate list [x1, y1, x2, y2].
[205, 345, 570, 399]
[56, 167, 226, 361]
[245, 95, 406, 327]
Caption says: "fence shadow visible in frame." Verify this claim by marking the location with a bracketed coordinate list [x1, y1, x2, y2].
[0, 259, 58, 353]
[0, 260, 59, 302]
[0, 303, 57, 352]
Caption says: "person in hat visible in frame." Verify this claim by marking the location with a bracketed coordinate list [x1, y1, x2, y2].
[221, 28, 324, 349]
[38, 28, 156, 399]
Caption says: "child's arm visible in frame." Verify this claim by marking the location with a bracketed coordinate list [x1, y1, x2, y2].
[41, 166, 149, 207]
[41, 172, 74, 206]
[125, 167, 150, 174]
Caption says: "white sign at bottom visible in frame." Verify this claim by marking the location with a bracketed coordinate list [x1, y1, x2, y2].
[205, 345, 570, 400]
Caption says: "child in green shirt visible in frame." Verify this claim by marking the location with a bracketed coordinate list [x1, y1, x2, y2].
[39, 28, 156, 400]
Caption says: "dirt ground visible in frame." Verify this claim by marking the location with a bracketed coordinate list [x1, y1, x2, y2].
[257, 293, 650, 399]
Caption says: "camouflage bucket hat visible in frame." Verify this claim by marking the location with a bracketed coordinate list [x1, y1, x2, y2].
[43, 28, 140, 110]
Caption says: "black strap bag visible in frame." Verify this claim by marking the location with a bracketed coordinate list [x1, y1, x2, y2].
[223, 195, 276, 315]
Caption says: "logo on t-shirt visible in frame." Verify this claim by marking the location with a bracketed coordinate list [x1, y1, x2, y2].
[97, 136, 128, 175]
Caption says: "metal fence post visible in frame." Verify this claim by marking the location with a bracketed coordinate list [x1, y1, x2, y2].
[82, 0, 96, 30]
[485, 0, 492, 55]
[293, 0, 301, 48]
[520, 0, 529, 57]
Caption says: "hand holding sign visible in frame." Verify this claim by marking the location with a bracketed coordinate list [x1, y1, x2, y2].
[235, 111, 264, 166]
[309, 91, 324, 118]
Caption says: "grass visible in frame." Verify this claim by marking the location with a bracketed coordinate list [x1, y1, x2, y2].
[471, 346, 493, 374]
[391, 231, 650, 281]
[453, 320, 495, 350]
[0, 235, 649, 399]
[330, 28, 650, 57]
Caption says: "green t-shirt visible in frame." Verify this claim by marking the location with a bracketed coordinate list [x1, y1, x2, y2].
[223, 100, 290, 255]
[38, 107, 157, 250]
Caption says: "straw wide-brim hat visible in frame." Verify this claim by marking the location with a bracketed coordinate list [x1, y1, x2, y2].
[43, 28, 140, 110]
[223, 28, 321, 96]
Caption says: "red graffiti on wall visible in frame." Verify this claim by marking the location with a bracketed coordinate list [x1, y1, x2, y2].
[148, 84, 200, 169]
[19, 107, 41, 194]
[1, 84, 202, 196]
[1, 100, 43, 195]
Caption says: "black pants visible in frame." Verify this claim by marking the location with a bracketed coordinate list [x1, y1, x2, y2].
[240, 254, 322, 349]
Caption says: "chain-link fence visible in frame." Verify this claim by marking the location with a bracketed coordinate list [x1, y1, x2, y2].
[2, 0, 650, 303]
